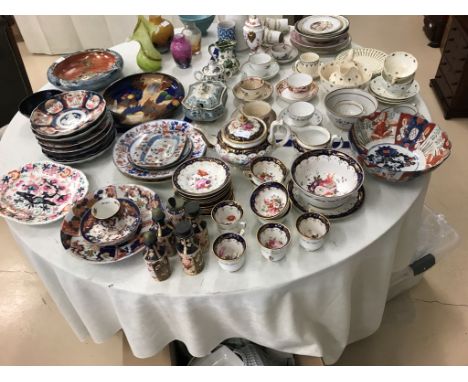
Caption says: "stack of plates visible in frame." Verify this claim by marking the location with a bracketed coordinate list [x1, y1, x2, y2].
[113, 120, 207, 183]
[172, 157, 233, 215]
[369, 76, 420, 105]
[60, 184, 162, 263]
[29, 90, 115, 164]
[290, 15, 351, 55]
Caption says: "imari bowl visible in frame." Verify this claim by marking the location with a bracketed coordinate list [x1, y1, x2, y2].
[291, 149, 364, 209]
[250, 181, 290, 221]
[349, 111, 452, 182]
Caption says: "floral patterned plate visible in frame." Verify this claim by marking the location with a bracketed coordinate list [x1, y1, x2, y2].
[80, 198, 141, 246]
[0, 161, 88, 225]
[173, 157, 231, 197]
[113, 120, 206, 182]
[30, 90, 106, 138]
[60, 184, 161, 263]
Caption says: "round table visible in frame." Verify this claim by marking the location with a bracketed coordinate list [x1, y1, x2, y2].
[0, 28, 430, 364]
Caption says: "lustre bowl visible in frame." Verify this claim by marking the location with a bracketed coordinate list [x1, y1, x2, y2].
[179, 15, 215, 36]
[349, 111, 451, 182]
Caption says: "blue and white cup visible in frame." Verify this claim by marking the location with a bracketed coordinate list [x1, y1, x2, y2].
[217, 20, 236, 41]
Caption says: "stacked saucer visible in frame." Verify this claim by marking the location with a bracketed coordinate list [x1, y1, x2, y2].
[290, 15, 351, 55]
[172, 157, 233, 215]
[369, 76, 420, 105]
[29, 90, 115, 164]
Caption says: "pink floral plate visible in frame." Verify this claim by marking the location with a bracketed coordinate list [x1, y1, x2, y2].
[60, 184, 161, 263]
[0, 161, 88, 225]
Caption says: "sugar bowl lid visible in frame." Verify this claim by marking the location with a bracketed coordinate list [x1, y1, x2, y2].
[182, 80, 227, 111]
[222, 113, 267, 147]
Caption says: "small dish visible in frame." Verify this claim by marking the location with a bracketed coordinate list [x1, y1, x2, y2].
[212, 232, 246, 272]
[257, 222, 291, 262]
[80, 198, 141, 247]
[275, 79, 319, 103]
[240, 61, 280, 80]
[91, 198, 121, 220]
[233, 79, 273, 101]
[296, 212, 330, 251]
[245, 156, 288, 185]
[250, 181, 289, 220]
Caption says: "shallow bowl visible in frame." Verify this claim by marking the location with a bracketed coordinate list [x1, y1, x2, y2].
[179, 15, 215, 36]
[250, 181, 290, 220]
[18, 89, 63, 118]
[319, 61, 372, 93]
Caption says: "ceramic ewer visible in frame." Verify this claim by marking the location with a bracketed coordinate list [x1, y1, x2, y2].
[349, 111, 451, 182]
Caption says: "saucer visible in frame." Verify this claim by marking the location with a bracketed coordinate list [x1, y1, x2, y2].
[292, 61, 320, 79]
[275, 79, 319, 103]
[240, 61, 280, 80]
[279, 107, 323, 126]
[370, 76, 420, 101]
[267, 46, 299, 65]
[288, 180, 365, 220]
[233, 81, 273, 102]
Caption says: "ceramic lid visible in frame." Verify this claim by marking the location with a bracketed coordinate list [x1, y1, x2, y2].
[182, 81, 227, 111]
[245, 15, 262, 28]
[222, 113, 267, 146]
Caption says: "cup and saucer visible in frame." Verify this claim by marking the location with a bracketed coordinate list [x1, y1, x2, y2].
[275, 73, 319, 103]
[233, 76, 273, 102]
[240, 52, 280, 80]
[266, 43, 299, 65]
[278, 101, 323, 128]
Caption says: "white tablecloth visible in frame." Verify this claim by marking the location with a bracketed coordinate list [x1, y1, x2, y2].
[0, 27, 431, 364]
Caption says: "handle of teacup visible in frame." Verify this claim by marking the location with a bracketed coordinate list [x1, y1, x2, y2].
[194, 71, 204, 81]
[192, 126, 216, 148]
[238, 221, 247, 237]
[330, 134, 345, 149]
[242, 169, 253, 180]
[293, 60, 300, 73]
[269, 120, 291, 148]
[208, 44, 217, 59]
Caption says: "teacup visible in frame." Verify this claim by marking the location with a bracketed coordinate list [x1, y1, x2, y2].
[211, 200, 246, 234]
[265, 17, 289, 33]
[286, 101, 315, 127]
[250, 181, 290, 222]
[217, 20, 236, 41]
[249, 53, 275, 76]
[294, 52, 320, 78]
[287, 73, 313, 95]
[270, 43, 293, 61]
[292, 126, 344, 153]
[245, 156, 288, 185]
[239, 77, 265, 98]
[213, 232, 246, 272]
[296, 213, 330, 252]
[239, 100, 277, 127]
[257, 223, 291, 262]
[382, 51, 418, 84]
[264, 28, 284, 44]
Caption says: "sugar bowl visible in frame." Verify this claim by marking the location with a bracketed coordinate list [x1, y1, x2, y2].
[182, 80, 228, 122]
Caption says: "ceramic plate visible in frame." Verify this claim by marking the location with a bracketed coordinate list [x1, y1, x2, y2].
[113, 120, 206, 182]
[239, 62, 280, 81]
[336, 48, 388, 77]
[370, 76, 420, 101]
[103, 72, 185, 128]
[173, 157, 231, 197]
[128, 129, 187, 170]
[288, 180, 365, 219]
[80, 198, 141, 246]
[47, 49, 123, 91]
[233, 81, 273, 102]
[297, 16, 343, 35]
[0, 161, 88, 225]
[279, 108, 323, 126]
[290, 31, 351, 54]
[275, 79, 319, 103]
[30, 90, 106, 138]
[60, 184, 161, 263]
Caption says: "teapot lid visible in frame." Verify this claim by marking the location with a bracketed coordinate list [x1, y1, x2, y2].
[182, 81, 227, 111]
[223, 113, 267, 145]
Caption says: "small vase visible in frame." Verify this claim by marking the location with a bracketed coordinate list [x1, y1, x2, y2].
[182, 22, 202, 55]
[170, 34, 192, 69]
[149, 15, 174, 53]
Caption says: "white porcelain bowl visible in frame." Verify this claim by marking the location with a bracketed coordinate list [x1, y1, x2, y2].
[324, 88, 378, 131]
[291, 149, 364, 209]
[319, 61, 372, 93]
[382, 51, 418, 84]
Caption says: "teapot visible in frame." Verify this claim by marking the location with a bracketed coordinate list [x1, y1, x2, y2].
[194, 113, 291, 167]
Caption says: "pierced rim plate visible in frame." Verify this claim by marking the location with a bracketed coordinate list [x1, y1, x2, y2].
[335, 48, 388, 77]
[288, 180, 365, 220]
[0, 161, 89, 225]
[60, 184, 161, 263]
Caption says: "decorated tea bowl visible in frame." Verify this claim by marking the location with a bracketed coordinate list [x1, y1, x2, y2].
[296, 212, 330, 252]
[212, 232, 246, 272]
[257, 223, 291, 262]
[324, 88, 378, 131]
[211, 200, 246, 234]
[244, 156, 288, 185]
[18, 89, 63, 118]
[382, 51, 418, 85]
[250, 181, 290, 223]
[349, 111, 451, 182]
[291, 149, 364, 209]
